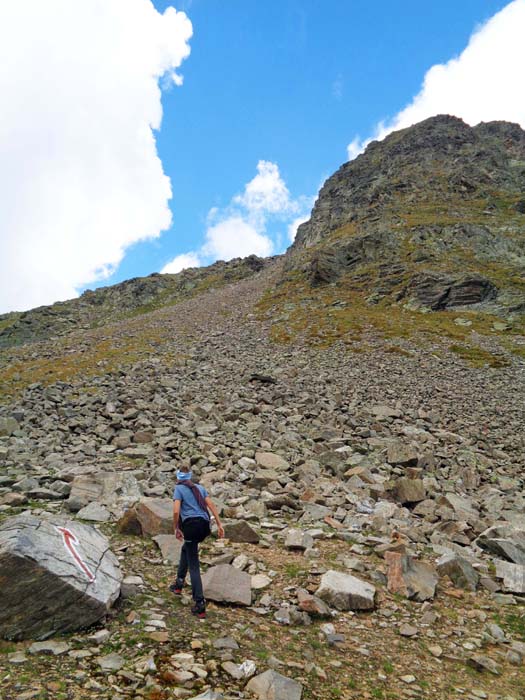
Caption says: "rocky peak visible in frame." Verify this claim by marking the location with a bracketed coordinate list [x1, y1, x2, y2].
[288, 115, 525, 316]
[293, 115, 525, 251]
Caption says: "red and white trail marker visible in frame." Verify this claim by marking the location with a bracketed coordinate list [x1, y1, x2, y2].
[56, 526, 96, 583]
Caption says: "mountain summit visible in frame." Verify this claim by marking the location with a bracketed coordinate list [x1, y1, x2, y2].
[288, 115, 525, 315]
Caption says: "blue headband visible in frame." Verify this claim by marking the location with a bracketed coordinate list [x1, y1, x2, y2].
[177, 470, 192, 481]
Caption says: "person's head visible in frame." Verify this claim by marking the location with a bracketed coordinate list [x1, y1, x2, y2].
[177, 464, 192, 481]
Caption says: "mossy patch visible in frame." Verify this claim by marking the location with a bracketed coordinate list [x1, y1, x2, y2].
[449, 344, 510, 368]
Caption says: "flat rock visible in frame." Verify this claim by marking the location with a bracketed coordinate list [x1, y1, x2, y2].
[467, 655, 500, 675]
[0, 417, 19, 436]
[477, 525, 525, 565]
[438, 493, 479, 524]
[255, 452, 290, 470]
[0, 514, 122, 640]
[28, 640, 71, 655]
[251, 574, 272, 590]
[202, 564, 252, 606]
[316, 569, 376, 611]
[296, 589, 331, 618]
[76, 502, 112, 522]
[246, 669, 302, 700]
[8, 651, 27, 664]
[66, 471, 142, 514]
[213, 636, 239, 650]
[387, 442, 418, 467]
[224, 520, 260, 544]
[98, 652, 125, 671]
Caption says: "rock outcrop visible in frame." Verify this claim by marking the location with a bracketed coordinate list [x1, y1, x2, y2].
[288, 115, 525, 316]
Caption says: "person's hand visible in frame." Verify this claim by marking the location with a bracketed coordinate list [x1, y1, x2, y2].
[217, 524, 225, 539]
[175, 529, 183, 541]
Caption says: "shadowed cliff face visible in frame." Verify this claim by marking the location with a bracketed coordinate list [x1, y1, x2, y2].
[288, 115, 525, 315]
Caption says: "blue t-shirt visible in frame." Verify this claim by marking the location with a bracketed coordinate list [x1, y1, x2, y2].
[173, 483, 210, 522]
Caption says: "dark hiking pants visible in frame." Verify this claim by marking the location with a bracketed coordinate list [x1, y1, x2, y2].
[176, 517, 210, 603]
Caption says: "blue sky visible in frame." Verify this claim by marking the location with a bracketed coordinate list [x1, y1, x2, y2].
[0, 0, 523, 312]
[110, 0, 510, 285]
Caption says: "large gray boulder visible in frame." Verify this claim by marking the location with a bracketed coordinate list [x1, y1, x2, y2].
[246, 670, 302, 700]
[316, 570, 376, 611]
[66, 471, 142, 516]
[202, 564, 252, 606]
[0, 514, 121, 640]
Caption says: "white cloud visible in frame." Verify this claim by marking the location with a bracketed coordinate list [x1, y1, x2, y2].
[234, 160, 294, 217]
[165, 160, 313, 269]
[161, 252, 201, 274]
[204, 217, 274, 260]
[0, 0, 192, 313]
[347, 0, 525, 159]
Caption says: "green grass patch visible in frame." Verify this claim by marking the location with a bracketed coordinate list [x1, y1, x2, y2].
[494, 609, 525, 638]
[449, 343, 510, 368]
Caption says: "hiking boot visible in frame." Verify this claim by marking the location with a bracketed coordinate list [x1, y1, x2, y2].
[191, 600, 206, 619]
[169, 580, 184, 595]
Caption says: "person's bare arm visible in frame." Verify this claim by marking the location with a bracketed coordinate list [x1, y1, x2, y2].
[205, 496, 224, 538]
[173, 500, 182, 540]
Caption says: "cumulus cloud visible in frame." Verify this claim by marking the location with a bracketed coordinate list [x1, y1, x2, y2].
[0, 0, 192, 313]
[234, 160, 293, 217]
[347, 0, 525, 159]
[204, 217, 274, 260]
[162, 159, 313, 271]
[161, 252, 201, 274]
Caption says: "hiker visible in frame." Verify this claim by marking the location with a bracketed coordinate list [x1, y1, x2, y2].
[170, 465, 224, 619]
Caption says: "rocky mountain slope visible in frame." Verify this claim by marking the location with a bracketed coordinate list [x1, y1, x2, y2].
[0, 116, 525, 700]
[0, 256, 271, 349]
